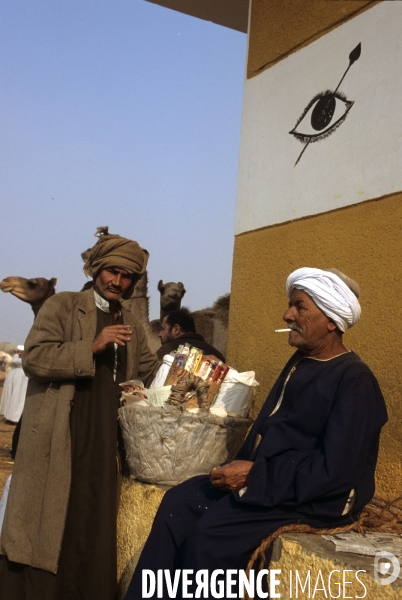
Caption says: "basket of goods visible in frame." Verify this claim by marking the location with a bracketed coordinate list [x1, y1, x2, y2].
[118, 344, 258, 486]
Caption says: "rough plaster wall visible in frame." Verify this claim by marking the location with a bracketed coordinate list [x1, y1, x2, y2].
[227, 193, 402, 498]
[247, 0, 379, 77]
[270, 535, 402, 599]
[117, 478, 167, 599]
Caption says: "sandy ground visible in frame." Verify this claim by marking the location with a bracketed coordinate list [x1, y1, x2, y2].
[0, 417, 15, 496]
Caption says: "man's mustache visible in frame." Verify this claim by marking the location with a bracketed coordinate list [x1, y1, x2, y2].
[107, 285, 123, 292]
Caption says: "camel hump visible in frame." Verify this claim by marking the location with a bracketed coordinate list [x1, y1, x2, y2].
[212, 293, 230, 327]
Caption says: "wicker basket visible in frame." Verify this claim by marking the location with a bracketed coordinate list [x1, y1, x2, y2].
[118, 404, 252, 486]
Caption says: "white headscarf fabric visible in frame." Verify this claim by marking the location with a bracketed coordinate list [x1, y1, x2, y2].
[286, 267, 361, 332]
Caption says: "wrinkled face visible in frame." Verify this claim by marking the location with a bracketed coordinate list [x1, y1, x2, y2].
[94, 267, 134, 303]
[283, 289, 334, 354]
[158, 316, 174, 345]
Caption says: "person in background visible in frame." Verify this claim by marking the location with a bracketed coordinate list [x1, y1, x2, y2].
[0, 346, 28, 424]
[0, 352, 12, 404]
[157, 308, 225, 362]
[124, 267, 387, 600]
[0, 227, 160, 600]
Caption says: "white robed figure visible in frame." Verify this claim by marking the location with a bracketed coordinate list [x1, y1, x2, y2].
[0, 347, 28, 423]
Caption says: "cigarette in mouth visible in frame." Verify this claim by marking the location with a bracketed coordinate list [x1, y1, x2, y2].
[274, 328, 292, 333]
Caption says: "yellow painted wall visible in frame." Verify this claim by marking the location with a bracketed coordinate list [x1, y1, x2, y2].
[247, 0, 379, 78]
[227, 193, 402, 498]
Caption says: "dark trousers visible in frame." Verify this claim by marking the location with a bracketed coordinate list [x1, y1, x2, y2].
[124, 475, 351, 600]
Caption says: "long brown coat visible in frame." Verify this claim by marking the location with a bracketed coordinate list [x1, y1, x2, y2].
[0, 288, 159, 573]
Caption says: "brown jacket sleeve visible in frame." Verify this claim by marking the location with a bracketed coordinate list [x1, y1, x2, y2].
[22, 293, 96, 381]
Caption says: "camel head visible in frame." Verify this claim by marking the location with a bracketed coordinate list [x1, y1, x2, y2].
[0, 276, 57, 316]
[158, 280, 186, 318]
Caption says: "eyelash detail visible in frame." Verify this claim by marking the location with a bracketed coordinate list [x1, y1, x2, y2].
[289, 90, 354, 144]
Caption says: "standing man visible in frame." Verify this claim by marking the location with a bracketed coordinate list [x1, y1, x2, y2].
[0, 227, 160, 600]
[157, 308, 225, 362]
[0, 351, 12, 404]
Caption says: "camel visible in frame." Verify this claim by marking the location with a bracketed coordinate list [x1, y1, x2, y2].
[0, 276, 57, 318]
[0, 272, 162, 353]
[0, 276, 56, 410]
[157, 280, 186, 321]
[139, 277, 229, 358]
[0, 268, 171, 355]
[121, 272, 162, 354]
[191, 293, 230, 358]
[80, 229, 228, 355]
[80, 248, 186, 353]
[0, 272, 228, 358]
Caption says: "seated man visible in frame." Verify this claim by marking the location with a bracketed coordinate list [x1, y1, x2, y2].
[157, 308, 225, 362]
[124, 267, 387, 600]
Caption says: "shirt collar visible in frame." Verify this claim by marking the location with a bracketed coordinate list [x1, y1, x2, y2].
[93, 290, 111, 313]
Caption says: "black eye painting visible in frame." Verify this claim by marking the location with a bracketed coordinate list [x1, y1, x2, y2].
[290, 43, 361, 166]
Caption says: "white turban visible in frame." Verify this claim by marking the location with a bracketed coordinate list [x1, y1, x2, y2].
[286, 267, 361, 332]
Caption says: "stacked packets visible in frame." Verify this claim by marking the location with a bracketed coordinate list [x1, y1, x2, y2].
[164, 343, 229, 406]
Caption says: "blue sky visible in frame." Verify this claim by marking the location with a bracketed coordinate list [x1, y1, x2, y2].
[0, 0, 246, 343]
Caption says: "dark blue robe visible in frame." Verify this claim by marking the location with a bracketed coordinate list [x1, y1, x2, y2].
[124, 351, 387, 600]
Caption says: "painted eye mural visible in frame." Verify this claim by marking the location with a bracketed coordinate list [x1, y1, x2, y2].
[290, 91, 354, 143]
[290, 43, 361, 166]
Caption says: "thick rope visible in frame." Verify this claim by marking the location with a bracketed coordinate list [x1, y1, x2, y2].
[243, 496, 402, 600]
[167, 374, 210, 411]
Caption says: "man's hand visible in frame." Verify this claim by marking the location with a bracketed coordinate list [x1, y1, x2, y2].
[210, 460, 253, 491]
[92, 325, 132, 355]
